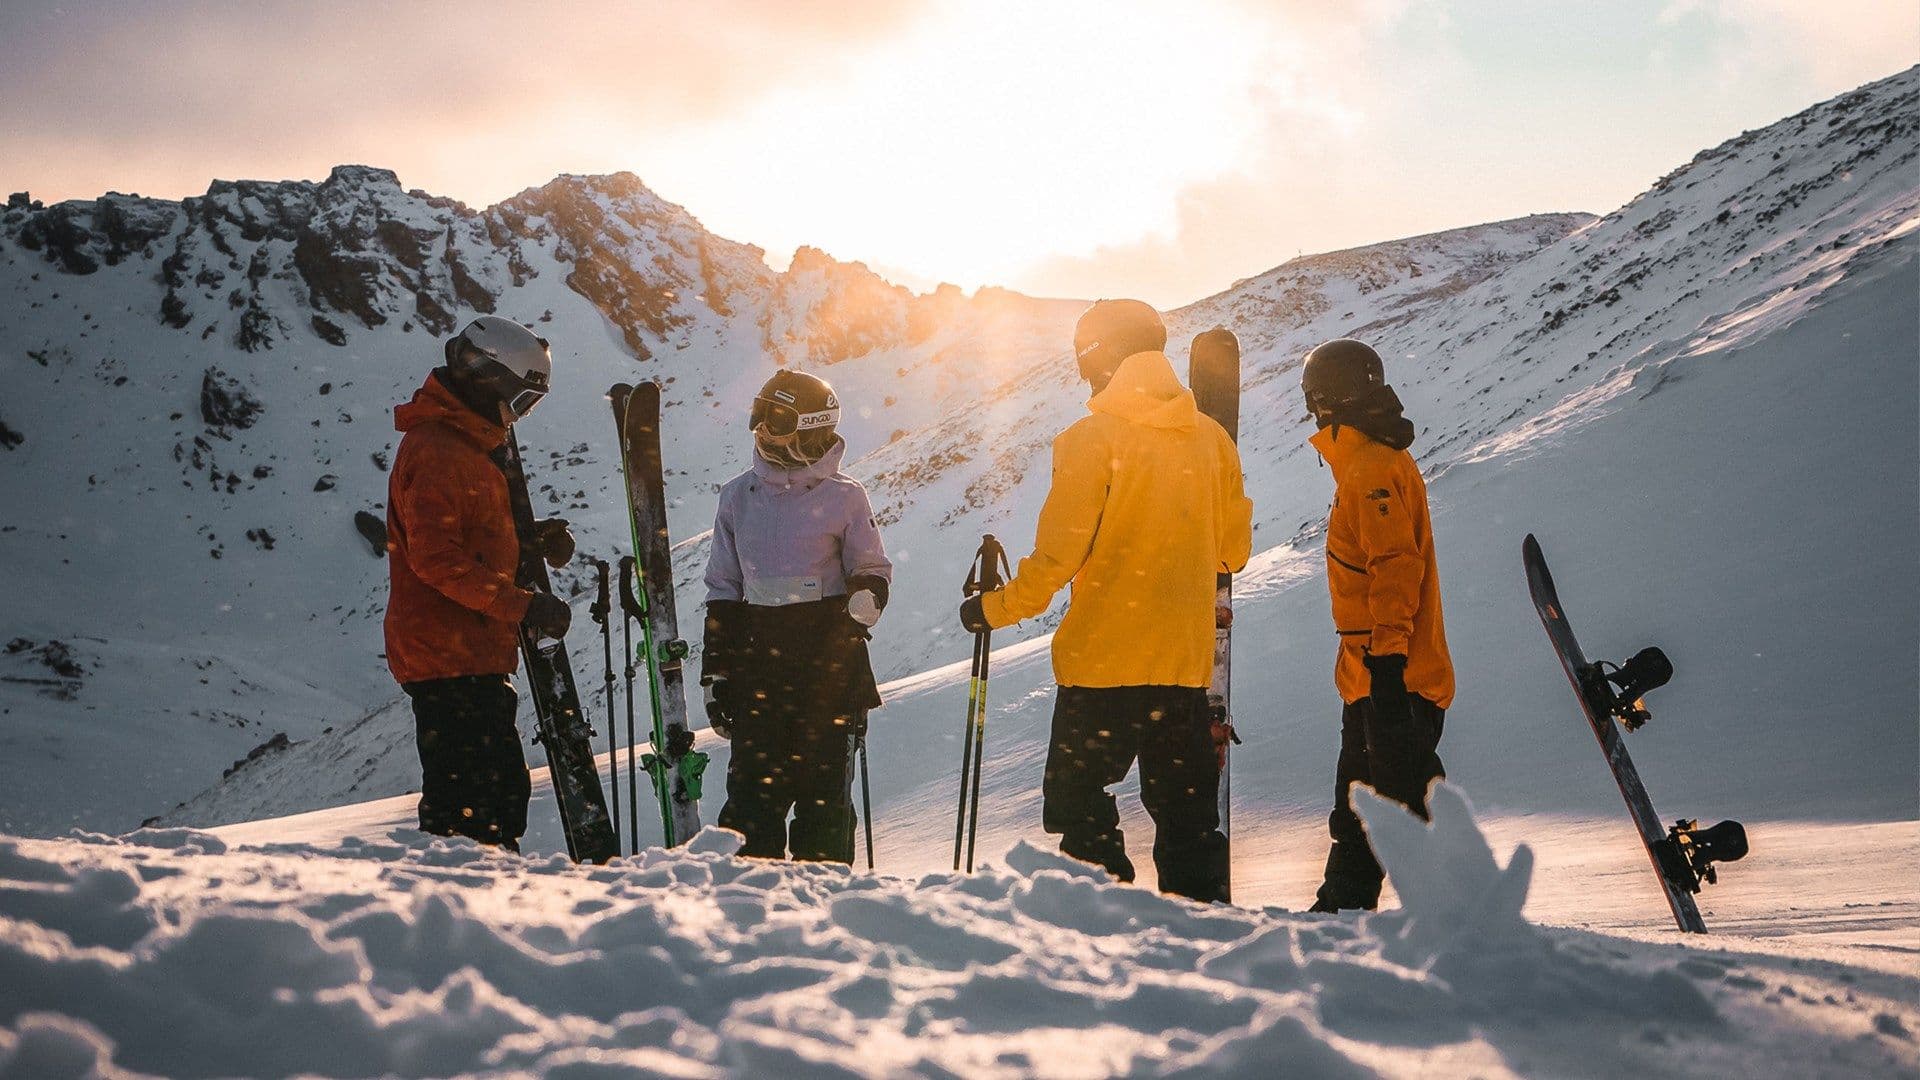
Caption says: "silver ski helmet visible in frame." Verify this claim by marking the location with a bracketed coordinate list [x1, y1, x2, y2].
[1301, 338, 1384, 419]
[1073, 299, 1166, 390]
[445, 316, 552, 420]
[751, 368, 840, 466]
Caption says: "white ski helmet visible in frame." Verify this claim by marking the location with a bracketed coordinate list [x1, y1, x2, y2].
[445, 316, 552, 418]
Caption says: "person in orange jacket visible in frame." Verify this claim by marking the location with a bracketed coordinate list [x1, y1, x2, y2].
[384, 316, 575, 851]
[1300, 338, 1455, 913]
[959, 299, 1253, 901]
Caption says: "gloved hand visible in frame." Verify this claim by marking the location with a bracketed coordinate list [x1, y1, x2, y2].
[847, 573, 889, 628]
[702, 678, 734, 740]
[1211, 716, 1241, 771]
[533, 517, 575, 568]
[523, 592, 572, 640]
[1363, 652, 1413, 726]
[958, 593, 993, 634]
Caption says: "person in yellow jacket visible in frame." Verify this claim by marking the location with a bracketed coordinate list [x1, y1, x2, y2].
[1299, 338, 1456, 913]
[958, 299, 1253, 902]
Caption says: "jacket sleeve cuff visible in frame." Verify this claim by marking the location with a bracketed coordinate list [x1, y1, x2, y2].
[1369, 627, 1412, 658]
[978, 590, 1010, 629]
[486, 586, 534, 623]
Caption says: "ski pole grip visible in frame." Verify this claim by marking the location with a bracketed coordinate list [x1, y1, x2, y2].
[589, 558, 611, 623]
[978, 534, 1008, 592]
[618, 555, 642, 617]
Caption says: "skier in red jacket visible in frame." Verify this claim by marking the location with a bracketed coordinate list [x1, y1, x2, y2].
[384, 316, 574, 850]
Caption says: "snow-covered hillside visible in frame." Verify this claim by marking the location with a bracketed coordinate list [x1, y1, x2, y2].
[0, 167, 1078, 835]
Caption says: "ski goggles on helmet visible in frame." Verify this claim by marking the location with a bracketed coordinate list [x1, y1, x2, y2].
[751, 392, 839, 437]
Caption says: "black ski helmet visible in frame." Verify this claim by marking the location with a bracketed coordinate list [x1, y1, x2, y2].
[751, 368, 841, 462]
[1301, 338, 1385, 417]
[1073, 299, 1166, 389]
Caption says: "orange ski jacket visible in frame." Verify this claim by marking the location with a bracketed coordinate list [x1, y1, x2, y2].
[1311, 424, 1455, 709]
[980, 350, 1253, 688]
[383, 372, 533, 685]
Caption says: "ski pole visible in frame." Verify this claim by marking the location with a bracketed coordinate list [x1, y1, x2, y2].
[857, 724, 875, 871]
[589, 557, 620, 847]
[951, 628, 982, 870]
[618, 555, 642, 855]
[954, 534, 1011, 873]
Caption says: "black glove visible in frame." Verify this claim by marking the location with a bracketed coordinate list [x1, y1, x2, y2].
[702, 678, 734, 740]
[1363, 652, 1413, 726]
[523, 592, 572, 640]
[958, 593, 992, 634]
[533, 518, 575, 568]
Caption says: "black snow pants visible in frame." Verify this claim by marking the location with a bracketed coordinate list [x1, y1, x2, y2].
[1042, 685, 1228, 903]
[404, 674, 531, 850]
[709, 598, 876, 865]
[1314, 695, 1446, 911]
[720, 708, 861, 863]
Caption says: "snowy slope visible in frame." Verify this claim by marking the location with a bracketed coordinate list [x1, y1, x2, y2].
[5, 785, 1917, 1078]
[0, 169, 1084, 835]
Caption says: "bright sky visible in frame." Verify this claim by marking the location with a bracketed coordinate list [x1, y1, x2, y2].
[2, 0, 1914, 307]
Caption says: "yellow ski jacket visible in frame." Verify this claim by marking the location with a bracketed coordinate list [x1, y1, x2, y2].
[980, 350, 1253, 688]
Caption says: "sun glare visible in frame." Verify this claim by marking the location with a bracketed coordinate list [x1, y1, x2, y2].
[651, 0, 1273, 294]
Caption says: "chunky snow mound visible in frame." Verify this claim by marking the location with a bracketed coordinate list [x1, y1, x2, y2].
[4, 783, 1915, 1079]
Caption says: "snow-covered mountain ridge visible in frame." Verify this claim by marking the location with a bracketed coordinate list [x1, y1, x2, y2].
[4, 66, 1917, 842]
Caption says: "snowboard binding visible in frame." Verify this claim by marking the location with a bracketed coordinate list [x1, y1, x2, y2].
[1578, 646, 1672, 731]
[1656, 818, 1750, 892]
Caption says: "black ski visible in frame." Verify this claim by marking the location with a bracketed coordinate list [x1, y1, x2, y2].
[1522, 534, 1746, 933]
[496, 430, 619, 864]
[609, 381, 706, 846]
[1190, 327, 1242, 900]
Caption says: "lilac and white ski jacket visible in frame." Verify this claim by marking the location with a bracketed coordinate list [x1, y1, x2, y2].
[703, 439, 892, 607]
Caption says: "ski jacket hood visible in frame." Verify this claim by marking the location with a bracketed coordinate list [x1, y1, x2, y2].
[750, 436, 847, 491]
[394, 368, 508, 449]
[706, 437, 890, 609]
[980, 350, 1253, 688]
[383, 370, 532, 685]
[1310, 425, 1453, 708]
[1088, 350, 1199, 431]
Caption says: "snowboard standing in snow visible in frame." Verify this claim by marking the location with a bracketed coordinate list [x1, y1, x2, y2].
[610, 381, 706, 847]
[1189, 327, 1244, 900]
[497, 429, 620, 863]
[1522, 534, 1747, 933]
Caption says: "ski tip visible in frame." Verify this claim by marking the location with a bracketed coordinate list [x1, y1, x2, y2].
[608, 382, 634, 406]
[1523, 533, 1541, 557]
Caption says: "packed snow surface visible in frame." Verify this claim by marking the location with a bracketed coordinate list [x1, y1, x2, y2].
[4, 784, 1916, 1079]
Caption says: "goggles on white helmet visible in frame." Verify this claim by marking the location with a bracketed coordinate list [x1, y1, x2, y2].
[446, 316, 553, 418]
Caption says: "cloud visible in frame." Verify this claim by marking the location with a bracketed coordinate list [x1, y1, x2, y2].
[0, 0, 924, 203]
[1012, 0, 1918, 307]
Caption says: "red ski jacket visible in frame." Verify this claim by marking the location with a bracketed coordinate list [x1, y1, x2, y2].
[383, 371, 532, 685]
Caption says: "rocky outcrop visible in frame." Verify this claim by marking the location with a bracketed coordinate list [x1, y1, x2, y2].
[0, 163, 1052, 370]
[199, 367, 264, 432]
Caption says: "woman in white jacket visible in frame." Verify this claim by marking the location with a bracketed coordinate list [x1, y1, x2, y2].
[700, 369, 892, 863]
